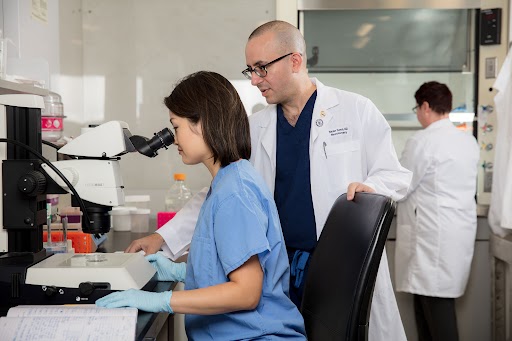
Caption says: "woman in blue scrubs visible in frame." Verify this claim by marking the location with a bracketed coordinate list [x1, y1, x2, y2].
[97, 71, 306, 340]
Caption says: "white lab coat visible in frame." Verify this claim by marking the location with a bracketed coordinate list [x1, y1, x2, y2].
[158, 78, 411, 340]
[396, 118, 479, 298]
[489, 48, 512, 237]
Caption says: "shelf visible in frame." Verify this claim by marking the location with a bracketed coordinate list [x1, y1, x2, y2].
[0, 79, 48, 96]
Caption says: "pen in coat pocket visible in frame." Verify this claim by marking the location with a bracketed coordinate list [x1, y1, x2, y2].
[323, 141, 327, 159]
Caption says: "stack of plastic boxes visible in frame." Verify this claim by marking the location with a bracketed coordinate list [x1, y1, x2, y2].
[110, 195, 150, 233]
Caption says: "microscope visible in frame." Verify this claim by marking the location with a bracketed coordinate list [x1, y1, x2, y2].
[0, 94, 174, 315]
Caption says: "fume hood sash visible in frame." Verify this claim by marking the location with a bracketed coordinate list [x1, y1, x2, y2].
[298, 0, 480, 10]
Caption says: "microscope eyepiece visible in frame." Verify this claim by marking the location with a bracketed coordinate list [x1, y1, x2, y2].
[129, 128, 174, 158]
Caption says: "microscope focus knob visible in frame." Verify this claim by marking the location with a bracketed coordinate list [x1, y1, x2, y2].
[79, 282, 95, 297]
[18, 171, 46, 196]
[44, 286, 58, 297]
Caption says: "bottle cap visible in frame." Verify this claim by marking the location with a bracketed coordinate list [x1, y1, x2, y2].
[174, 173, 186, 181]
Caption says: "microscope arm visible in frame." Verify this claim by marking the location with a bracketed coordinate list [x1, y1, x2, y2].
[41, 160, 124, 207]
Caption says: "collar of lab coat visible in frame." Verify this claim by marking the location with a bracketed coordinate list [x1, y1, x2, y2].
[309, 78, 338, 142]
[425, 117, 452, 131]
[254, 78, 340, 167]
[255, 77, 339, 129]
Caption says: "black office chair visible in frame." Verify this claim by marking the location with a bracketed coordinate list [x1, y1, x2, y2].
[300, 192, 395, 341]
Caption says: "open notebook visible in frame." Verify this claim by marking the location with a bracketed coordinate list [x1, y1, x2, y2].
[0, 305, 138, 341]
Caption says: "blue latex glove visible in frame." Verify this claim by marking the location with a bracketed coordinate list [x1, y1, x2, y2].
[96, 289, 173, 313]
[145, 253, 186, 282]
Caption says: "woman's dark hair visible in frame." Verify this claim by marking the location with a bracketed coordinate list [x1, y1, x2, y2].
[164, 71, 251, 167]
[414, 81, 452, 114]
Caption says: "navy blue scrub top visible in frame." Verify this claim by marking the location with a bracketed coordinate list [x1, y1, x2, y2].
[274, 91, 317, 252]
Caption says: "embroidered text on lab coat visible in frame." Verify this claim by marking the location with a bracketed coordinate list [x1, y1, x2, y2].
[329, 127, 349, 136]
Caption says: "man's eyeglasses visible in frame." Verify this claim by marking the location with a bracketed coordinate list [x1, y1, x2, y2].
[242, 52, 294, 80]
[412, 105, 419, 113]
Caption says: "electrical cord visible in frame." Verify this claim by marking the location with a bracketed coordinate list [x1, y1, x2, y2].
[42, 140, 60, 150]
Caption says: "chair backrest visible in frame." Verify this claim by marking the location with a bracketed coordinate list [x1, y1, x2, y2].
[300, 192, 395, 341]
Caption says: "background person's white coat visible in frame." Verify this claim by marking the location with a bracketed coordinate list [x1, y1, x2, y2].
[489, 49, 512, 237]
[396, 118, 480, 297]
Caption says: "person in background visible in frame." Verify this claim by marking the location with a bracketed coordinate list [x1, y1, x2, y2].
[97, 71, 306, 340]
[395, 81, 480, 341]
[126, 20, 412, 340]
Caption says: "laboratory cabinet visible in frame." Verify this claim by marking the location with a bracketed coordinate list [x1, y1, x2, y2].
[490, 232, 512, 341]
[293, 0, 509, 209]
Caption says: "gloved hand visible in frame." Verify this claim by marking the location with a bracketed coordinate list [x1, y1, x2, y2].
[145, 253, 186, 282]
[96, 289, 173, 313]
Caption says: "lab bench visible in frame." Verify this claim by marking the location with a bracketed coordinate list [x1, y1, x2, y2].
[97, 229, 176, 341]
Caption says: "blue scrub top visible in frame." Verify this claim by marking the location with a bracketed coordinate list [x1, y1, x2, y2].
[184, 160, 306, 341]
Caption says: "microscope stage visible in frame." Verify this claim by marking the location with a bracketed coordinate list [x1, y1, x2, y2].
[25, 253, 156, 290]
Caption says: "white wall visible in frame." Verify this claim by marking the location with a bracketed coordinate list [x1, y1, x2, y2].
[0, 0, 275, 216]
[58, 0, 275, 215]
[57, 0, 84, 127]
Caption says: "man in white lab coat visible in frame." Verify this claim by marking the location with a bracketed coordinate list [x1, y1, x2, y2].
[396, 81, 480, 341]
[127, 20, 411, 340]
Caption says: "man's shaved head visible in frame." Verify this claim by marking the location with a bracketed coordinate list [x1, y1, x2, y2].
[248, 20, 306, 59]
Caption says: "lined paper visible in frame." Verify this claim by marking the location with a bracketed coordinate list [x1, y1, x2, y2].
[0, 305, 138, 341]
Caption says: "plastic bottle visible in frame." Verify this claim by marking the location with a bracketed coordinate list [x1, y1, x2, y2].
[165, 173, 192, 212]
[42, 91, 65, 142]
